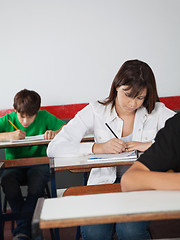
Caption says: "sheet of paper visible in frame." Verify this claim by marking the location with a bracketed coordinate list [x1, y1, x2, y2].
[88, 151, 137, 161]
[10, 134, 45, 142]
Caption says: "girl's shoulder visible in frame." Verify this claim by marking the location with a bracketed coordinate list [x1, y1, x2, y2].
[153, 102, 174, 114]
[137, 102, 175, 119]
[153, 102, 165, 111]
[147, 102, 175, 120]
[90, 101, 113, 115]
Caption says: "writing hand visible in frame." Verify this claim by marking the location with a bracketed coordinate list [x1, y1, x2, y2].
[10, 130, 26, 140]
[92, 138, 126, 154]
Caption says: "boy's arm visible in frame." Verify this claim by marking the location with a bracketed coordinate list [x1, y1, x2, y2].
[0, 130, 26, 141]
[121, 161, 180, 191]
[0, 114, 26, 141]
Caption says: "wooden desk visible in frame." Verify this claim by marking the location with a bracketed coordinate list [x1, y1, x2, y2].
[0, 136, 92, 167]
[0, 156, 49, 168]
[51, 155, 135, 172]
[32, 190, 180, 238]
[63, 183, 122, 197]
[0, 139, 51, 149]
[50, 154, 136, 197]
[0, 139, 51, 167]
[0, 134, 93, 149]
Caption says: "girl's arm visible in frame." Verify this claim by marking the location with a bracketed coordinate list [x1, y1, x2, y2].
[125, 141, 152, 152]
[92, 138, 126, 154]
[47, 104, 94, 157]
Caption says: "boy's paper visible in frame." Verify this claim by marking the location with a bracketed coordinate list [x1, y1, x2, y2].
[88, 150, 137, 162]
[11, 134, 45, 142]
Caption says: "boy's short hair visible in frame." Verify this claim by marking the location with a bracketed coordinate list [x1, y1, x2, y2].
[13, 89, 41, 116]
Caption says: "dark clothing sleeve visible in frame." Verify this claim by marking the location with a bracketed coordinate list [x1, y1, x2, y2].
[138, 113, 180, 172]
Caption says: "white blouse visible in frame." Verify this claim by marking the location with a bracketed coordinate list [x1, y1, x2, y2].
[47, 101, 175, 185]
[116, 133, 133, 178]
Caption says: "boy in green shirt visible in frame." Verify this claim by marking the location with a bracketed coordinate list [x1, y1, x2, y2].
[0, 89, 65, 240]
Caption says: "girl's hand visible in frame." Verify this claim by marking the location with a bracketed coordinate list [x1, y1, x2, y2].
[125, 141, 152, 152]
[92, 138, 126, 154]
[9, 130, 26, 140]
[44, 130, 56, 140]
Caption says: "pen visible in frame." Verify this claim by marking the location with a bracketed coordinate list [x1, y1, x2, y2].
[8, 119, 19, 130]
[105, 123, 118, 139]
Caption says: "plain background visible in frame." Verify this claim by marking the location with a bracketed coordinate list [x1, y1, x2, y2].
[0, 0, 180, 110]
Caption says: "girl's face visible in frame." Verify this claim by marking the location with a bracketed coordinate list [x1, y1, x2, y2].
[116, 85, 147, 114]
[16, 112, 36, 128]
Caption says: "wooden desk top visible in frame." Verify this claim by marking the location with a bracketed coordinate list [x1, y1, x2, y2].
[0, 136, 92, 167]
[50, 154, 136, 171]
[63, 183, 122, 196]
[34, 190, 180, 229]
[0, 136, 93, 149]
[0, 138, 51, 168]
[0, 156, 49, 168]
[0, 139, 51, 149]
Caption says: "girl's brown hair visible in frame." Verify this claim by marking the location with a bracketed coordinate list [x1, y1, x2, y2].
[100, 59, 159, 114]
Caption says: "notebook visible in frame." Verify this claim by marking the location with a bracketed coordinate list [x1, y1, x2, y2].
[88, 150, 137, 162]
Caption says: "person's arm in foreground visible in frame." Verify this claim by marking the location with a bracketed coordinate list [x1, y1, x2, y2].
[121, 113, 180, 191]
[121, 161, 180, 191]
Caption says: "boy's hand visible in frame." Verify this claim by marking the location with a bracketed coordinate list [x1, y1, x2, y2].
[44, 130, 56, 140]
[9, 130, 26, 140]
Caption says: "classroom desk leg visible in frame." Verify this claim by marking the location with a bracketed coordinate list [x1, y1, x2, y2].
[50, 168, 57, 198]
[0, 189, 4, 240]
[50, 161, 60, 240]
[50, 158, 57, 198]
[73, 172, 88, 240]
[83, 172, 88, 186]
[32, 198, 44, 240]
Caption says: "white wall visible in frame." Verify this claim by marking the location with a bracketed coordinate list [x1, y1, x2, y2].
[0, 0, 180, 109]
